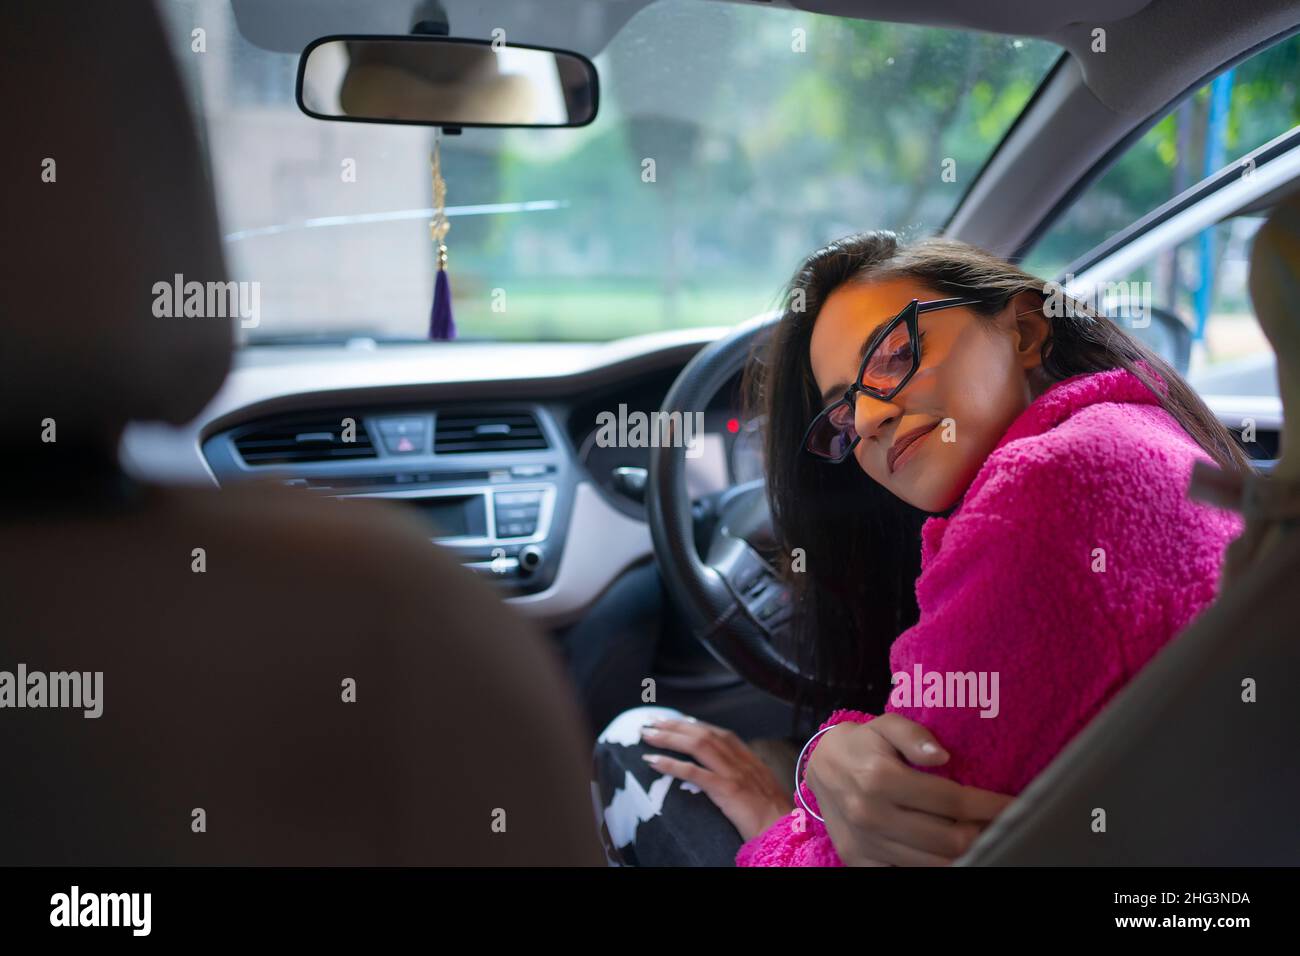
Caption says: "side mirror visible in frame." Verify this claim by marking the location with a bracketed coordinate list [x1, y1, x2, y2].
[296, 35, 599, 128]
[1130, 304, 1193, 376]
[1100, 295, 1193, 376]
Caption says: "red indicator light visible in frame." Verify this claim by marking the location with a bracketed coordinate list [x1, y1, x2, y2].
[726, 417, 740, 434]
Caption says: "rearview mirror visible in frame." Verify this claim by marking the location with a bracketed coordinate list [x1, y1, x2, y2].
[296, 35, 599, 128]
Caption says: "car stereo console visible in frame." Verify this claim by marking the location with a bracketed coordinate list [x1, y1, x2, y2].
[201, 405, 574, 596]
[338, 482, 559, 584]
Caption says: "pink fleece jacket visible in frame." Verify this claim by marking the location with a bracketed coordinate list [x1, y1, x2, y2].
[736, 366, 1243, 866]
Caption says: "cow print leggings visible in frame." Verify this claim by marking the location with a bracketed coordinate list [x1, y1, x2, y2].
[590, 705, 747, 866]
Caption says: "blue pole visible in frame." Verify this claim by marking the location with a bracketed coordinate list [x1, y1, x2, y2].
[1194, 69, 1235, 344]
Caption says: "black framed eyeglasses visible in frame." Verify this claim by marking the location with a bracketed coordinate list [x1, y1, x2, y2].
[801, 296, 982, 463]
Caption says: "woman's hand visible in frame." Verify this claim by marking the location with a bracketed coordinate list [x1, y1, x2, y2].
[805, 713, 1014, 866]
[639, 717, 794, 841]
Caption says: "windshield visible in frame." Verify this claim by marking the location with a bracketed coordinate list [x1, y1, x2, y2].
[163, 0, 1061, 344]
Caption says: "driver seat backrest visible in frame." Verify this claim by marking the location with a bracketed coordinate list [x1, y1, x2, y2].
[960, 192, 1300, 865]
[0, 1, 600, 864]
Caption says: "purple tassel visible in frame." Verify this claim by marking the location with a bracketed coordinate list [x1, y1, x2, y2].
[430, 267, 456, 340]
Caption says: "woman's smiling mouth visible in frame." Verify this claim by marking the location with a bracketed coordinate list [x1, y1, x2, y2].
[887, 422, 940, 473]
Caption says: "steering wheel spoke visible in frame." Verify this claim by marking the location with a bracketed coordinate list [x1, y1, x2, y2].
[708, 531, 794, 639]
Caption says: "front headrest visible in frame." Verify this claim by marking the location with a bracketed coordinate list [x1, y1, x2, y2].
[1248, 188, 1300, 479]
[0, 0, 232, 452]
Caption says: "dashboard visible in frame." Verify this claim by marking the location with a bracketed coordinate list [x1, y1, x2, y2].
[122, 325, 1282, 632]
[566, 367, 765, 518]
[124, 327, 767, 629]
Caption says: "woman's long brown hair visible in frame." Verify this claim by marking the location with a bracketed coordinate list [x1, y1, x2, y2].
[741, 231, 1252, 730]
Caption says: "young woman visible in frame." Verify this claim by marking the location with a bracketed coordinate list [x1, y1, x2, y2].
[592, 232, 1247, 866]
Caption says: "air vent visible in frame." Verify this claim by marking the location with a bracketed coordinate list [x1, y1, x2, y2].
[234, 416, 376, 465]
[434, 411, 548, 454]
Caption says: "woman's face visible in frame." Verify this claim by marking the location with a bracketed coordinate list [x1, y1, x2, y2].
[807, 277, 1048, 513]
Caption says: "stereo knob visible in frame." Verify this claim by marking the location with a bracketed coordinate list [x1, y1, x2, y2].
[518, 545, 544, 574]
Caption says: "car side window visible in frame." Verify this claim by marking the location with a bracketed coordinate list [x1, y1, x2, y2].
[1104, 213, 1274, 398]
[1025, 32, 1300, 280]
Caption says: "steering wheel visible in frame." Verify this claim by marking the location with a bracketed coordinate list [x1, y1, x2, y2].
[646, 315, 827, 703]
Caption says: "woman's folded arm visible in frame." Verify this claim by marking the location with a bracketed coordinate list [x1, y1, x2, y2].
[735, 709, 874, 866]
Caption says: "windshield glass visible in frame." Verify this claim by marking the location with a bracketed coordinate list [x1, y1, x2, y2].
[163, 0, 1060, 344]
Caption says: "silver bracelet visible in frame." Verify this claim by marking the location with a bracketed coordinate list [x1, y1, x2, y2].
[793, 724, 841, 823]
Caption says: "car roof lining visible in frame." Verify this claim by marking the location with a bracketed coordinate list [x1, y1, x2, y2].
[229, 0, 649, 57]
